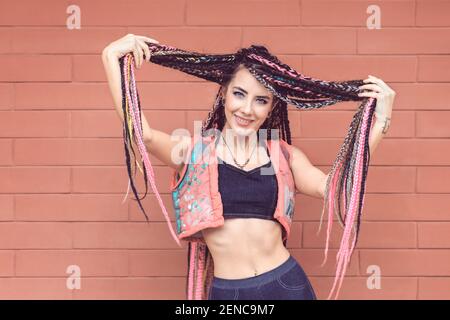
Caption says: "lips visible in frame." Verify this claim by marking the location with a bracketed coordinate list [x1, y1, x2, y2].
[235, 114, 254, 126]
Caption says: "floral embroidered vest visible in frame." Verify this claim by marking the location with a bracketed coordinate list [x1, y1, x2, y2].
[170, 133, 295, 300]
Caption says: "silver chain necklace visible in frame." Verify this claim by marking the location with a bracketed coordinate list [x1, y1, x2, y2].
[220, 133, 258, 170]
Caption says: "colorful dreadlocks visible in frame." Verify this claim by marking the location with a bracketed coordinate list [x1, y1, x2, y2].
[119, 42, 377, 300]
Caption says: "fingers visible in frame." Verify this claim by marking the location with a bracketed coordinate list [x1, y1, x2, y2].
[136, 35, 159, 54]
[132, 45, 140, 68]
[357, 91, 380, 98]
[132, 35, 158, 68]
[358, 83, 382, 93]
[133, 38, 146, 68]
[364, 75, 391, 92]
[136, 38, 151, 63]
[359, 74, 397, 98]
[137, 35, 159, 44]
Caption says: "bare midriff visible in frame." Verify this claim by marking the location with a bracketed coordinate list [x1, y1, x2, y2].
[202, 218, 290, 279]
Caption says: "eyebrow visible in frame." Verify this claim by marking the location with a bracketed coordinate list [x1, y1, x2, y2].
[232, 86, 270, 99]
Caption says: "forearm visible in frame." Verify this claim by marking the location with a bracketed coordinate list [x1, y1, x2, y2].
[368, 117, 388, 158]
[318, 116, 389, 199]
[102, 48, 126, 122]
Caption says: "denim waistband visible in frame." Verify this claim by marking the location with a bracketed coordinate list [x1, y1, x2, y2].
[211, 255, 298, 289]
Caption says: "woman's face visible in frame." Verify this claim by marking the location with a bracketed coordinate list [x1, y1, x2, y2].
[222, 67, 274, 137]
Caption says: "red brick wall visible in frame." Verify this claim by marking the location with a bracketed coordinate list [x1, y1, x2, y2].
[0, 0, 449, 299]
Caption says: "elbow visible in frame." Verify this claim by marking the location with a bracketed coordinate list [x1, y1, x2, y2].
[318, 172, 329, 199]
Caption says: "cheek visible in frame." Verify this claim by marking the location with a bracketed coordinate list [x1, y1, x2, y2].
[255, 108, 271, 121]
[226, 97, 241, 112]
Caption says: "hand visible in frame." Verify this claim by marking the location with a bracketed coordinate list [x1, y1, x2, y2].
[357, 75, 396, 122]
[102, 33, 159, 68]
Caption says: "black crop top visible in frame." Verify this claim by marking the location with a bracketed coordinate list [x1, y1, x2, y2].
[218, 156, 278, 221]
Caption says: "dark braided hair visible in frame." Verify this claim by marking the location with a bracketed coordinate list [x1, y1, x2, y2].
[119, 42, 376, 300]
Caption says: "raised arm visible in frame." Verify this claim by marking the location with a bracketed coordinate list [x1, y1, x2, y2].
[290, 116, 390, 199]
[101, 34, 190, 173]
[101, 36, 153, 141]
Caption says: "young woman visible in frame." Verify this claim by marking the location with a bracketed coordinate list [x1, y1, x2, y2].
[102, 34, 395, 300]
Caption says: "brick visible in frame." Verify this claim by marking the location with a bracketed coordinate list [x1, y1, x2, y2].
[0, 278, 72, 299]
[129, 250, 186, 276]
[0, 195, 14, 221]
[0, 1, 66, 26]
[15, 250, 128, 276]
[416, 0, 450, 26]
[303, 55, 416, 82]
[290, 249, 360, 276]
[15, 194, 129, 221]
[71, 110, 123, 138]
[15, 82, 218, 110]
[311, 276, 417, 300]
[78, 0, 184, 26]
[418, 223, 450, 248]
[391, 83, 450, 110]
[0, 223, 72, 249]
[72, 166, 172, 194]
[417, 111, 450, 137]
[418, 56, 450, 82]
[187, 0, 300, 26]
[366, 139, 450, 165]
[12, 27, 127, 54]
[362, 194, 450, 222]
[360, 249, 450, 276]
[358, 28, 450, 54]
[0, 111, 69, 137]
[15, 138, 160, 166]
[302, 0, 415, 26]
[15, 83, 108, 109]
[418, 167, 450, 193]
[0, 251, 14, 276]
[0, 167, 70, 193]
[0, 84, 14, 109]
[0, 139, 12, 165]
[72, 222, 185, 249]
[300, 110, 412, 138]
[0, 55, 71, 81]
[125, 27, 243, 56]
[72, 277, 185, 299]
[0, 28, 12, 53]
[243, 27, 357, 54]
[418, 277, 450, 299]
[303, 222, 417, 249]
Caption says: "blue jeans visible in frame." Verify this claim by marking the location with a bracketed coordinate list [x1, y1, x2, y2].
[208, 255, 317, 300]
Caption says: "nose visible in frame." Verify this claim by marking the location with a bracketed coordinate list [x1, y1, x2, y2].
[241, 99, 253, 115]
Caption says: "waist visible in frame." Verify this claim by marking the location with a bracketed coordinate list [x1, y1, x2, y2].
[212, 246, 291, 279]
[212, 254, 296, 287]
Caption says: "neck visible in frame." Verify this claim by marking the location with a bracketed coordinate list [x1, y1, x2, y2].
[220, 126, 259, 161]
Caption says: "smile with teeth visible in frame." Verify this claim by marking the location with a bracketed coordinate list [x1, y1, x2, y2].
[235, 114, 254, 126]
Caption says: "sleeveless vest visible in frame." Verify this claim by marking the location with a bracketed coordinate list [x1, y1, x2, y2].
[170, 133, 295, 300]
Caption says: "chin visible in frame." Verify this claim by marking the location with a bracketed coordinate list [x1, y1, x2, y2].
[230, 124, 258, 136]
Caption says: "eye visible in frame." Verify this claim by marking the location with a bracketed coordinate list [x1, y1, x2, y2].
[233, 91, 268, 104]
[257, 99, 268, 105]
